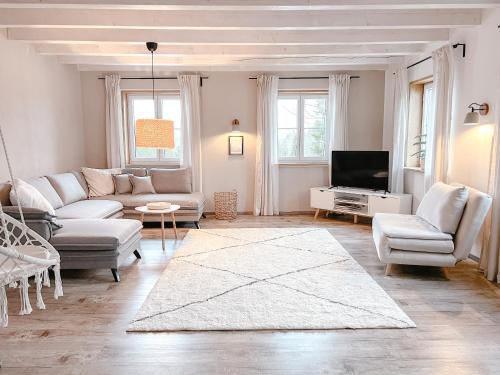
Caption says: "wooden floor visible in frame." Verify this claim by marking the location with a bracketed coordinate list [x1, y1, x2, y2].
[1, 214, 500, 375]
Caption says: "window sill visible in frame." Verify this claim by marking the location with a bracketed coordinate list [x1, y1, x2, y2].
[404, 166, 424, 173]
[126, 162, 180, 168]
[278, 162, 328, 167]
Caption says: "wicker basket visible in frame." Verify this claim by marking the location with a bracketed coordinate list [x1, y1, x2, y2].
[214, 191, 238, 220]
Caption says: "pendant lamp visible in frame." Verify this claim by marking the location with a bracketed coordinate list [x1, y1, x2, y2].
[135, 42, 175, 149]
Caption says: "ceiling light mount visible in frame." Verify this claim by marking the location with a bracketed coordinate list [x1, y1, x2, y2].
[146, 41, 158, 53]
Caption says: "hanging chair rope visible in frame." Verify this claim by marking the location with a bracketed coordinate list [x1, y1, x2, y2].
[0, 123, 63, 332]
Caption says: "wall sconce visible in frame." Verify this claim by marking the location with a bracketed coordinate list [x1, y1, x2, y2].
[231, 119, 240, 132]
[464, 103, 489, 126]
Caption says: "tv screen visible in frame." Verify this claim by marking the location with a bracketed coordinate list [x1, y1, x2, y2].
[331, 151, 389, 192]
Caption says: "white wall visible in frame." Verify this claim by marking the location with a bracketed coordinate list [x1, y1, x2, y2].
[0, 37, 85, 181]
[385, 8, 500, 254]
[80, 70, 385, 212]
[448, 9, 500, 193]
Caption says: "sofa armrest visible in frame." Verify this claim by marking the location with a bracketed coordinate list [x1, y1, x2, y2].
[2, 206, 59, 241]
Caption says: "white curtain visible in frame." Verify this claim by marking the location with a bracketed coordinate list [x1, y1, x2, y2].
[254, 75, 279, 216]
[424, 44, 455, 191]
[390, 67, 409, 193]
[328, 73, 350, 154]
[104, 74, 125, 168]
[480, 90, 500, 283]
[178, 74, 203, 192]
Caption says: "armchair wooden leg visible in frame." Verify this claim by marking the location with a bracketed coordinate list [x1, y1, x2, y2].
[385, 264, 392, 276]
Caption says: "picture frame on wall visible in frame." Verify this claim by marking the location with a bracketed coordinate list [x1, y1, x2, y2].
[228, 136, 244, 155]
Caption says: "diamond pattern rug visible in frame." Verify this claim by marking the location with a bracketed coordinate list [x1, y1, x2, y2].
[128, 228, 415, 331]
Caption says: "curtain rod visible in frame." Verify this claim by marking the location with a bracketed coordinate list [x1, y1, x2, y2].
[97, 76, 209, 86]
[406, 43, 466, 70]
[249, 76, 360, 80]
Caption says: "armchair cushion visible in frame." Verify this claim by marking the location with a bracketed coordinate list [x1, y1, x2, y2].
[416, 182, 468, 234]
[373, 213, 452, 241]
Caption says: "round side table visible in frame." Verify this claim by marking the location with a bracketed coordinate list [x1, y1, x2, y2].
[135, 204, 180, 251]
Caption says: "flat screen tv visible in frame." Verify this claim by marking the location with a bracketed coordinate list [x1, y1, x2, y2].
[331, 151, 389, 192]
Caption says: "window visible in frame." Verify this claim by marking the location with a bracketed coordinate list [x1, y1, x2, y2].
[277, 94, 328, 163]
[406, 80, 434, 169]
[125, 92, 182, 164]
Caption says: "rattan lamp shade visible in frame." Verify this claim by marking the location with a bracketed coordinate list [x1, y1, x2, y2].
[135, 119, 175, 149]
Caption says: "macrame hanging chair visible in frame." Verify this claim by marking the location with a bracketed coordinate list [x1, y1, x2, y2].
[0, 124, 63, 335]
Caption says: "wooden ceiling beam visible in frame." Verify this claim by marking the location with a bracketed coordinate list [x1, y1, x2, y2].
[0, 0, 497, 11]
[7, 28, 451, 45]
[33, 43, 427, 57]
[0, 8, 481, 29]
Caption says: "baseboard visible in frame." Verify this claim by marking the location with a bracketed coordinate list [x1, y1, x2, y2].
[469, 254, 480, 263]
[203, 211, 315, 216]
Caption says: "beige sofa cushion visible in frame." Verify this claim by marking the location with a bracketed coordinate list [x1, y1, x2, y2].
[28, 176, 64, 209]
[113, 174, 132, 194]
[92, 192, 205, 210]
[47, 173, 87, 205]
[81, 167, 121, 197]
[122, 168, 147, 177]
[130, 176, 155, 194]
[55, 199, 123, 219]
[51, 219, 142, 250]
[150, 168, 192, 193]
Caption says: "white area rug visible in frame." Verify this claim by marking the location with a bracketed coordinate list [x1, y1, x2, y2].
[128, 228, 415, 331]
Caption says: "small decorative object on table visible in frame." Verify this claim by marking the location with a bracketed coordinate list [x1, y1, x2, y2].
[146, 202, 171, 210]
[214, 191, 238, 220]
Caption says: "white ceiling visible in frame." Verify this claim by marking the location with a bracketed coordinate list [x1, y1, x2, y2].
[0, 0, 498, 72]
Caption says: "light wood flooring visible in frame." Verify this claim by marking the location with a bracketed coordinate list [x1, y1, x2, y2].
[1, 214, 500, 375]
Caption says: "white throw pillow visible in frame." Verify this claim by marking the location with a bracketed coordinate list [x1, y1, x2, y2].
[416, 182, 469, 234]
[9, 178, 56, 215]
[81, 167, 121, 197]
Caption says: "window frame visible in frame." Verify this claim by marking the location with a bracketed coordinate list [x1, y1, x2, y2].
[277, 92, 329, 165]
[405, 78, 433, 170]
[124, 90, 182, 166]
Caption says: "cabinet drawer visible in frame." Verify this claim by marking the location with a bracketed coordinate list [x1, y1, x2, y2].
[310, 189, 335, 210]
[368, 196, 400, 215]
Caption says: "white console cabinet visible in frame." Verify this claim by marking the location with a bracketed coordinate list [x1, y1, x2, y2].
[310, 187, 412, 223]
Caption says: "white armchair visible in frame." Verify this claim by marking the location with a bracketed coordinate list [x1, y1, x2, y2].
[372, 182, 492, 275]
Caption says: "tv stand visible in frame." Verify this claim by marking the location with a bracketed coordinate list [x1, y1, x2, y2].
[310, 187, 412, 223]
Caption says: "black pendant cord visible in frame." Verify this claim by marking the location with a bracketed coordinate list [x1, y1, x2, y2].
[151, 49, 155, 105]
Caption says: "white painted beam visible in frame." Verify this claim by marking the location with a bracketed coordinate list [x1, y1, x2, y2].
[0, 9, 481, 29]
[57, 55, 395, 66]
[7, 28, 450, 45]
[76, 63, 390, 72]
[33, 43, 426, 57]
[0, 0, 498, 11]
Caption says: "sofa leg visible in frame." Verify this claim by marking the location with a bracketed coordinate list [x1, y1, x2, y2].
[133, 250, 142, 259]
[194, 221, 200, 229]
[111, 268, 120, 282]
[201, 213, 206, 219]
[385, 264, 392, 276]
